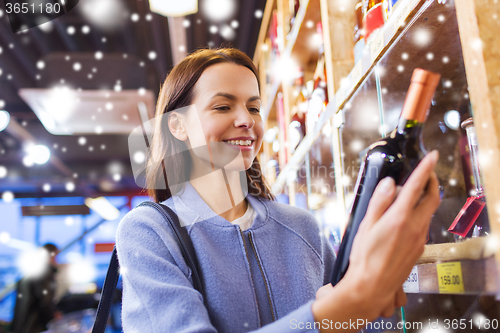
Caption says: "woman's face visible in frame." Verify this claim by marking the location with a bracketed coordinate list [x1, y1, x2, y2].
[180, 63, 264, 171]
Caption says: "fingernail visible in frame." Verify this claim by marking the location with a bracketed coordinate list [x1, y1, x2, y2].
[430, 150, 439, 164]
[378, 177, 395, 195]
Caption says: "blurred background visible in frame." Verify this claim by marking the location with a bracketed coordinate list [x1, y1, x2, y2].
[0, 0, 266, 331]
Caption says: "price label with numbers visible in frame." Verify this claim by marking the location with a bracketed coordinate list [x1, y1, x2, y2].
[370, 33, 385, 63]
[403, 266, 419, 293]
[437, 262, 464, 294]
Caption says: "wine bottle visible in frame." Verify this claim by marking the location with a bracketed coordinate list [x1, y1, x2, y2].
[331, 68, 441, 286]
[353, 2, 365, 63]
[364, 0, 387, 41]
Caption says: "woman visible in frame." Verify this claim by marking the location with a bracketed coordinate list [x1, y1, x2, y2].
[116, 48, 440, 332]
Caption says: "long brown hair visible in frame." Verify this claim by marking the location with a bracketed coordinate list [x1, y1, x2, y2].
[147, 48, 275, 203]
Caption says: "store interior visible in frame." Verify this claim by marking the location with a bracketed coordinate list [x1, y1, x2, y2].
[1, 0, 500, 331]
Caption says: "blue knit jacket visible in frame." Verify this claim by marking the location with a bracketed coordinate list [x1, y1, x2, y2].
[116, 182, 336, 332]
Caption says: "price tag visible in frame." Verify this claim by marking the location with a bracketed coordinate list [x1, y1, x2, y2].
[370, 32, 385, 63]
[351, 61, 362, 87]
[403, 266, 419, 293]
[437, 262, 464, 294]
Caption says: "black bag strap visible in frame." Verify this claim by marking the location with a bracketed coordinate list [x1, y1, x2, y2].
[140, 201, 204, 295]
[92, 247, 119, 333]
[91, 201, 203, 333]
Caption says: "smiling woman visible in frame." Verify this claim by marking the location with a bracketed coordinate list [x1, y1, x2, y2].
[145, 48, 273, 204]
[115, 47, 441, 333]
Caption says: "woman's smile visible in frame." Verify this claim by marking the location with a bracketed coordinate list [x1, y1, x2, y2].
[183, 62, 264, 170]
[222, 137, 255, 150]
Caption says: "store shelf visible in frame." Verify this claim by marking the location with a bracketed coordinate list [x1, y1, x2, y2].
[330, 0, 426, 113]
[416, 236, 497, 265]
[270, 0, 433, 195]
[400, 237, 500, 295]
[260, 0, 320, 123]
[271, 103, 335, 193]
[404, 257, 499, 295]
[253, 0, 276, 64]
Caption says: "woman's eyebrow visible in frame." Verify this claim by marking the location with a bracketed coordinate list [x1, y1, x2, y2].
[248, 96, 261, 102]
[211, 92, 237, 101]
[210, 93, 261, 102]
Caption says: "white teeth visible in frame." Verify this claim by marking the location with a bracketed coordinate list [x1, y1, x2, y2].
[224, 140, 252, 146]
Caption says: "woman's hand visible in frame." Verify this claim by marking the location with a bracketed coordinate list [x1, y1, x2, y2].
[312, 150, 440, 331]
[344, 150, 441, 319]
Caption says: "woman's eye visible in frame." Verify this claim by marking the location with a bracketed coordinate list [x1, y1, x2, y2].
[215, 106, 230, 111]
[249, 107, 260, 113]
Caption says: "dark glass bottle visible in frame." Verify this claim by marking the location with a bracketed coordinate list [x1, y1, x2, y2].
[331, 68, 441, 286]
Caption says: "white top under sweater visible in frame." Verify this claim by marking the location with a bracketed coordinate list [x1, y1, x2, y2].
[229, 200, 256, 231]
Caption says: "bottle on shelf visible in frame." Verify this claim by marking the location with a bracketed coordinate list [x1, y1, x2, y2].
[354, 2, 365, 64]
[289, 0, 301, 33]
[448, 117, 490, 238]
[268, 10, 280, 74]
[387, 0, 399, 15]
[290, 70, 308, 151]
[277, 92, 288, 167]
[295, 72, 310, 117]
[331, 68, 441, 286]
[306, 22, 328, 134]
[363, 0, 388, 42]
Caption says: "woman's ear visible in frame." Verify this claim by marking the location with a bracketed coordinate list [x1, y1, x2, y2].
[168, 112, 188, 141]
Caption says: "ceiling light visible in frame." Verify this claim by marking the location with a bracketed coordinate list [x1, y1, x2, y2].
[28, 144, 51, 165]
[149, 0, 198, 17]
[2, 191, 14, 202]
[79, 0, 126, 31]
[65, 182, 75, 192]
[22, 156, 34, 167]
[0, 165, 7, 178]
[85, 197, 120, 220]
[202, 0, 235, 22]
[0, 110, 10, 131]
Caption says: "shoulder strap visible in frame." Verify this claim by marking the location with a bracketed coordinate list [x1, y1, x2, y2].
[92, 247, 119, 333]
[91, 201, 204, 333]
[139, 201, 204, 295]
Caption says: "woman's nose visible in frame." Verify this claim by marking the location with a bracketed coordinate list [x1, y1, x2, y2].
[234, 107, 255, 128]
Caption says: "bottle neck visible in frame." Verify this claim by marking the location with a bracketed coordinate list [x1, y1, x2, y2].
[397, 117, 424, 136]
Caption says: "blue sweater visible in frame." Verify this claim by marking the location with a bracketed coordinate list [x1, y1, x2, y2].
[116, 182, 336, 332]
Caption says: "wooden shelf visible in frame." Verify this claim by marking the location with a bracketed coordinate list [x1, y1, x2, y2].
[259, 0, 322, 123]
[270, 0, 431, 195]
[404, 257, 499, 295]
[289, 0, 321, 72]
[401, 237, 500, 295]
[253, 0, 277, 65]
[255, 0, 500, 301]
[416, 236, 497, 265]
